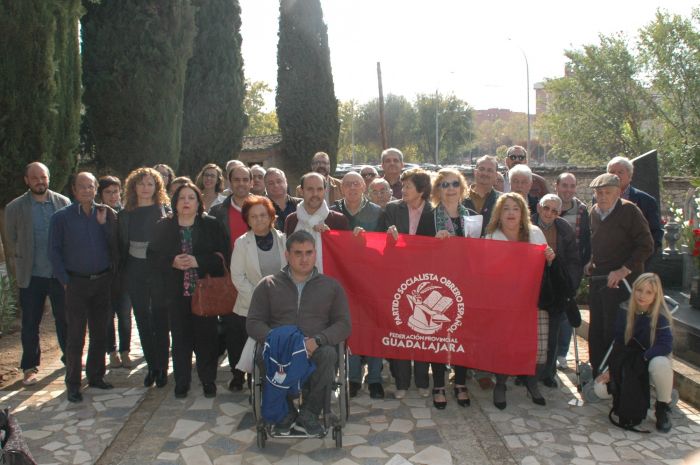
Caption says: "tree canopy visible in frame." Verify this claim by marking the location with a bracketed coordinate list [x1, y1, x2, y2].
[276, 0, 339, 182]
[180, 0, 247, 177]
[82, 0, 195, 177]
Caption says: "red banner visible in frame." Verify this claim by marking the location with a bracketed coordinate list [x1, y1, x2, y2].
[322, 231, 546, 375]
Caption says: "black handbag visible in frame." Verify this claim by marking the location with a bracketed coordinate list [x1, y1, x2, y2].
[0, 409, 37, 465]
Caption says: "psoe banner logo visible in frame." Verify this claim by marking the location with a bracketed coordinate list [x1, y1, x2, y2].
[391, 273, 465, 336]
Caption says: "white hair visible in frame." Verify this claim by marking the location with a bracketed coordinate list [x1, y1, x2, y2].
[607, 156, 634, 175]
[539, 193, 562, 210]
[509, 164, 532, 182]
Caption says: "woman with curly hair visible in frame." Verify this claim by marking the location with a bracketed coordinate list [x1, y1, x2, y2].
[485, 192, 555, 410]
[119, 167, 171, 388]
[195, 163, 226, 212]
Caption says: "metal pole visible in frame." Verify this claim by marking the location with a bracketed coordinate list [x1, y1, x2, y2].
[435, 89, 439, 165]
[377, 62, 388, 150]
[351, 101, 355, 165]
[508, 39, 531, 156]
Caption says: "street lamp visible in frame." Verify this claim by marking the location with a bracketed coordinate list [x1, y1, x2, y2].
[435, 89, 439, 165]
[508, 39, 531, 156]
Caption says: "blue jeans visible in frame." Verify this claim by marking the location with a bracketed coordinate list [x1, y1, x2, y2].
[19, 276, 67, 370]
[557, 314, 573, 358]
[106, 290, 132, 354]
[349, 355, 383, 385]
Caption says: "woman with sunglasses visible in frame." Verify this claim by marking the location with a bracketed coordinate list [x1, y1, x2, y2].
[429, 168, 481, 409]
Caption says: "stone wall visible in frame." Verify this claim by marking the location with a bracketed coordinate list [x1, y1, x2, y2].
[532, 166, 695, 216]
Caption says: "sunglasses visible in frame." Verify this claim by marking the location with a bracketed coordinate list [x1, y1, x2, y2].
[509, 154, 526, 161]
[361, 172, 377, 178]
[439, 180, 460, 189]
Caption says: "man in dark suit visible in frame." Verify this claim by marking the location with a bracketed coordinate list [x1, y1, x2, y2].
[607, 156, 663, 252]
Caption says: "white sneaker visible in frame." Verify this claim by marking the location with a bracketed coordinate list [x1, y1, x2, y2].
[394, 389, 407, 399]
[418, 388, 430, 398]
[557, 356, 568, 370]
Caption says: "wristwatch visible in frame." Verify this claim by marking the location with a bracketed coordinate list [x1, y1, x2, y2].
[313, 335, 323, 347]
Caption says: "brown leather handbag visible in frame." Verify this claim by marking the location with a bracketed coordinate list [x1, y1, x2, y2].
[191, 252, 237, 317]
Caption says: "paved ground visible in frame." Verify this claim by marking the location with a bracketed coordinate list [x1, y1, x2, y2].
[2, 333, 700, 465]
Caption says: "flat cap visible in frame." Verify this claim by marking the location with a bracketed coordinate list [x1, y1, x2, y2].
[589, 173, 620, 189]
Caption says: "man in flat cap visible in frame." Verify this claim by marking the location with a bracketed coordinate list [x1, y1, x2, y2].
[584, 173, 653, 376]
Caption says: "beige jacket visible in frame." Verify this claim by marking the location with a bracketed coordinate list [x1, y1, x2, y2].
[230, 229, 287, 316]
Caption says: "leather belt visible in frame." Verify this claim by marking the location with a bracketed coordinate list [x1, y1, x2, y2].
[67, 268, 110, 280]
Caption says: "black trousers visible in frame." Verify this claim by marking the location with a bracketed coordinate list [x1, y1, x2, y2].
[588, 281, 626, 376]
[127, 257, 169, 371]
[64, 274, 110, 389]
[390, 360, 429, 390]
[169, 296, 219, 389]
[221, 312, 247, 377]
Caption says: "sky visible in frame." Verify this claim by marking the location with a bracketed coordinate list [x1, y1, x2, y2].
[239, 0, 697, 114]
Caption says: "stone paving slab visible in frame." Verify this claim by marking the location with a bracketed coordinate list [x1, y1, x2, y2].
[2, 336, 699, 465]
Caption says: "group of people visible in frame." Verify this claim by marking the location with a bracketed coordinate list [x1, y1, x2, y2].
[4, 144, 674, 434]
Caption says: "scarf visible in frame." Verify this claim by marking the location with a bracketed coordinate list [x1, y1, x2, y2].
[294, 200, 330, 272]
[435, 202, 470, 236]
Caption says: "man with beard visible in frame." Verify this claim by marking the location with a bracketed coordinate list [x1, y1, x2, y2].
[5, 162, 71, 385]
[285, 173, 349, 272]
[295, 152, 343, 204]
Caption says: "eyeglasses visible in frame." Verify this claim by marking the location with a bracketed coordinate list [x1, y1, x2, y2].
[370, 189, 390, 196]
[361, 172, 377, 178]
[203, 173, 218, 179]
[439, 180, 460, 189]
[541, 205, 559, 215]
[344, 181, 363, 187]
[252, 174, 264, 180]
[508, 154, 526, 161]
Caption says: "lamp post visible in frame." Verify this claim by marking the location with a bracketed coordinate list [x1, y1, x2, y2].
[508, 39, 531, 156]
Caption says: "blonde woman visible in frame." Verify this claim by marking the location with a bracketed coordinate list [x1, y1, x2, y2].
[485, 192, 555, 410]
[119, 167, 170, 388]
[599, 273, 674, 432]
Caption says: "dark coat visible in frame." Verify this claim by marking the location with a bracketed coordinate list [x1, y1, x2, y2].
[147, 214, 229, 306]
[463, 189, 501, 237]
[627, 186, 663, 251]
[378, 200, 437, 237]
[208, 194, 235, 243]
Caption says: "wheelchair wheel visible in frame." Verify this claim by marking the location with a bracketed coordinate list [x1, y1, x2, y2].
[256, 426, 266, 449]
[333, 426, 342, 448]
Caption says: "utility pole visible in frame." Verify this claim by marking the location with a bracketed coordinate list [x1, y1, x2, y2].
[435, 89, 439, 165]
[377, 62, 387, 150]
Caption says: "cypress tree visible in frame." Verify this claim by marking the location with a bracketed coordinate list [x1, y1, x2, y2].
[179, 0, 247, 177]
[0, 1, 81, 206]
[81, 0, 195, 177]
[276, 0, 339, 183]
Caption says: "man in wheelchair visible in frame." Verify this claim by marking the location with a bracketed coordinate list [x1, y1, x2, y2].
[247, 230, 351, 436]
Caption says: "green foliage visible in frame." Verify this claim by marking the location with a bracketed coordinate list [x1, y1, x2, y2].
[0, 1, 81, 206]
[82, 0, 196, 177]
[180, 0, 247, 177]
[638, 9, 700, 175]
[0, 273, 17, 336]
[276, 0, 339, 182]
[244, 81, 279, 136]
[475, 116, 528, 157]
[538, 33, 653, 166]
[336, 93, 473, 165]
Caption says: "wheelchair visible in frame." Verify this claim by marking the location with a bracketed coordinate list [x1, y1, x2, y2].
[251, 340, 349, 449]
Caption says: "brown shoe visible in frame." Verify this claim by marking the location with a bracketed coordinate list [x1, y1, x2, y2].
[22, 368, 39, 386]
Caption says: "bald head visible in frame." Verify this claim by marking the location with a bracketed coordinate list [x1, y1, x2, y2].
[24, 162, 50, 196]
[341, 171, 365, 204]
[73, 172, 98, 205]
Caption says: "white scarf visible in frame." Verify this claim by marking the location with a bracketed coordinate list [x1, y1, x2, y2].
[294, 200, 330, 272]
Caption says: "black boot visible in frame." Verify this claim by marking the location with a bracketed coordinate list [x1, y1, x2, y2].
[655, 401, 672, 433]
[525, 364, 546, 406]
